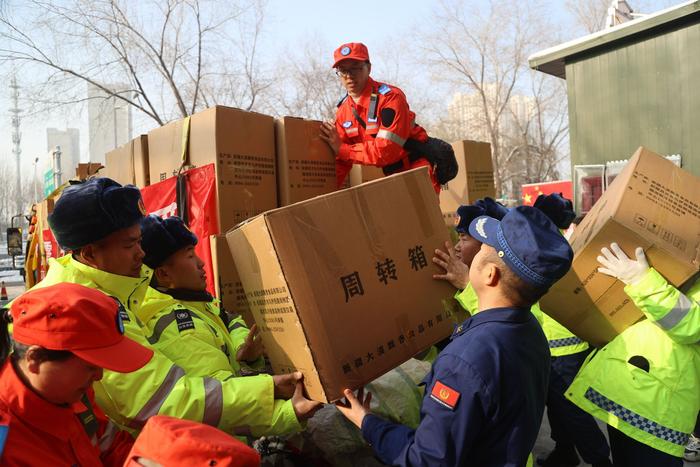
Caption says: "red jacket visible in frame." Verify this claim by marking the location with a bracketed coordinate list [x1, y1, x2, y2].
[334, 78, 439, 192]
[0, 360, 133, 466]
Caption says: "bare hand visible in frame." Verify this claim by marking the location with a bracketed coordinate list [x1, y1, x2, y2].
[236, 324, 264, 363]
[432, 241, 469, 289]
[335, 387, 372, 429]
[272, 371, 302, 399]
[320, 121, 341, 155]
[291, 379, 323, 421]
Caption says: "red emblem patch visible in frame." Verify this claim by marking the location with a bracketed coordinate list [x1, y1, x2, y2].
[430, 380, 461, 410]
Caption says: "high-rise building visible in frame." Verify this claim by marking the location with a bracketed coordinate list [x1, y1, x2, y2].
[447, 85, 536, 143]
[87, 83, 132, 164]
[46, 128, 80, 185]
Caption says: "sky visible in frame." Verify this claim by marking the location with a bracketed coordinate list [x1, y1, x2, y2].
[0, 0, 681, 185]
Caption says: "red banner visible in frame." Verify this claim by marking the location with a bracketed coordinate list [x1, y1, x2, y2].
[141, 164, 219, 294]
[521, 180, 573, 206]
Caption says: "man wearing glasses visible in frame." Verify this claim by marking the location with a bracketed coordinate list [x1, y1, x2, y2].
[320, 42, 440, 193]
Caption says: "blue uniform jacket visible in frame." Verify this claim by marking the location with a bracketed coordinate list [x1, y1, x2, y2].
[361, 307, 550, 466]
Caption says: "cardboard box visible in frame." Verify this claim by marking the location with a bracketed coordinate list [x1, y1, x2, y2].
[209, 235, 254, 326]
[133, 135, 150, 187]
[147, 119, 186, 183]
[440, 140, 496, 225]
[103, 136, 150, 187]
[103, 143, 132, 186]
[540, 147, 700, 346]
[349, 165, 385, 186]
[75, 162, 104, 181]
[148, 107, 277, 232]
[226, 168, 458, 402]
[275, 117, 337, 206]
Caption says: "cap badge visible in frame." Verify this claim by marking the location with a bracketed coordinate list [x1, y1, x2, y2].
[475, 218, 488, 238]
[340, 46, 351, 56]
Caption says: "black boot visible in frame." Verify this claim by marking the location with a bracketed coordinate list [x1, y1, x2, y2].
[536, 445, 580, 467]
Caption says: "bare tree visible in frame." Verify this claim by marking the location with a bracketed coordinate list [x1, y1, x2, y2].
[0, 0, 270, 125]
[565, 0, 611, 34]
[266, 36, 342, 121]
[421, 0, 560, 199]
[500, 71, 570, 195]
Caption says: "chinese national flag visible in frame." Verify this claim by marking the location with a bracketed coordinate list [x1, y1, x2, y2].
[521, 180, 573, 206]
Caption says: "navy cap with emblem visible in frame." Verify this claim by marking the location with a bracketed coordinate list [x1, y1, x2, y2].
[533, 193, 576, 230]
[48, 177, 145, 251]
[468, 206, 573, 288]
[140, 215, 198, 269]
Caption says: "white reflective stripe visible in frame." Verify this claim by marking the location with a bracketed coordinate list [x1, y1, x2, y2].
[202, 377, 223, 427]
[346, 128, 358, 134]
[656, 293, 693, 331]
[377, 129, 407, 146]
[366, 124, 378, 130]
[127, 365, 186, 430]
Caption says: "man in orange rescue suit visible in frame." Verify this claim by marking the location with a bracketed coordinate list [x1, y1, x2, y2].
[320, 42, 440, 193]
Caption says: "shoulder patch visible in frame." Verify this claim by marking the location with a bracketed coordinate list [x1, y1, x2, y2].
[430, 380, 461, 410]
[174, 308, 195, 333]
[110, 297, 131, 322]
[337, 94, 348, 107]
[377, 84, 391, 95]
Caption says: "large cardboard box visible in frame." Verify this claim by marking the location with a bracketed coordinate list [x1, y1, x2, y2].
[148, 119, 186, 183]
[226, 168, 458, 402]
[148, 107, 278, 232]
[440, 140, 496, 225]
[209, 235, 254, 326]
[349, 164, 385, 186]
[540, 147, 700, 346]
[103, 143, 132, 186]
[275, 117, 337, 206]
[103, 136, 150, 187]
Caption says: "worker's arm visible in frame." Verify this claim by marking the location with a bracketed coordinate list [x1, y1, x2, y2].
[597, 243, 700, 344]
[360, 354, 486, 467]
[625, 268, 700, 345]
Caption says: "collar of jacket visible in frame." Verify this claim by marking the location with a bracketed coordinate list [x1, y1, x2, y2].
[45, 255, 152, 311]
[157, 287, 213, 303]
[0, 360, 89, 442]
[451, 306, 532, 339]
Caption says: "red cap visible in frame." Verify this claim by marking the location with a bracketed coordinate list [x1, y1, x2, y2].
[333, 42, 370, 68]
[10, 283, 153, 373]
[125, 415, 261, 466]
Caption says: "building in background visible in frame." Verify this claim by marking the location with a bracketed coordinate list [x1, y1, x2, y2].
[87, 83, 132, 164]
[45, 127, 80, 186]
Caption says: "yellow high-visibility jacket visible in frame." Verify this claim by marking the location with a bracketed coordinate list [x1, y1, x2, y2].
[566, 269, 700, 457]
[32, 255, 301, 437]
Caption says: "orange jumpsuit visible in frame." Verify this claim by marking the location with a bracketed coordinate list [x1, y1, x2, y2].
[0, 360, 132, 466]
[334, 77, 439, 193]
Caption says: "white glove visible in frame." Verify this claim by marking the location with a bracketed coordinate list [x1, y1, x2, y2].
[597, 243, 649, 285]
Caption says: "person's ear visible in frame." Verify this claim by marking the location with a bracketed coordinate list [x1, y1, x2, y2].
[154, 266, 170, 287]
[484, 263, 500, 287]
[367, 62, 371, 74]
[77, 244, 98, 268]
[24, 346, 44, 373]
